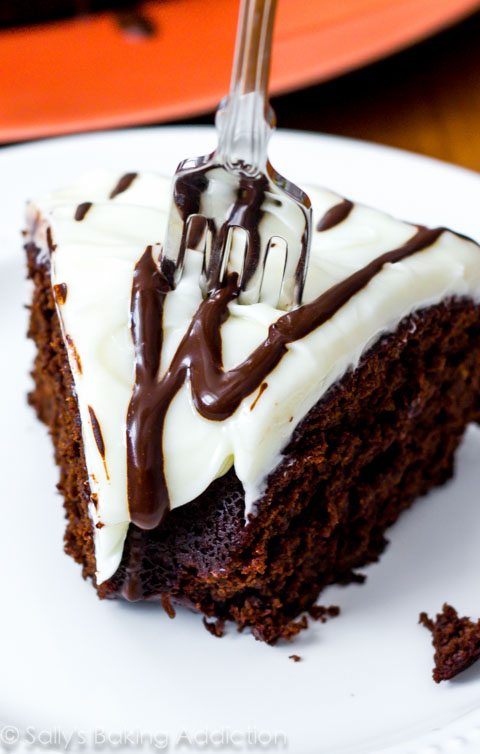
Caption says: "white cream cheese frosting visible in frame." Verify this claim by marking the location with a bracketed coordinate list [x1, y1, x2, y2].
[28, 171, 480, 585]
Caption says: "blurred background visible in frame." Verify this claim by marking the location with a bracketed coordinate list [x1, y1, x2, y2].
[1, 0, 479, 170]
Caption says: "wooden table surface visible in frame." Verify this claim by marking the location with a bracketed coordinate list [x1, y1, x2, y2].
[191, 9, 480, 173]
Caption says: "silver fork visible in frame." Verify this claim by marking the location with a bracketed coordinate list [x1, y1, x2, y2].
[162, 0, 312, 310]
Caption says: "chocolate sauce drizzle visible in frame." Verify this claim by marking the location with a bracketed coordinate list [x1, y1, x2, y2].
[127, 247, 172, 529]
[170, 165, 268, 288]
[316, 199, 354, 232]
[126, 226, 443, 530]
[109, 172, 138, 199]
[250, 382, 268, 411]
[88, 405, 106, 458]
[219, 174, 268, 287]
[88, 405, 109, 479]
[75, 202, 92, 221]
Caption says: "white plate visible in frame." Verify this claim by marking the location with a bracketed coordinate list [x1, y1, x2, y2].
[1, 127, 480, 754]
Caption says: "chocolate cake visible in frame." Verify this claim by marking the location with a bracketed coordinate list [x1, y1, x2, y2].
[26, 170, 480, 643]
[420, 604, 480, 682]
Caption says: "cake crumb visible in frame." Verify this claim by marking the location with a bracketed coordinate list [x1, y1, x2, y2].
[281, 614, 309, 641]
[161, 593, 176, 620]
[203, 617, 225, 638]
[309, 605, 340, 623]
[289, 654, 302, 662]
[420, 603, 480, 682]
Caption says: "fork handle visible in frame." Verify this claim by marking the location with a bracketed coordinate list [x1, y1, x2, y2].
[216, 0, 277, 175]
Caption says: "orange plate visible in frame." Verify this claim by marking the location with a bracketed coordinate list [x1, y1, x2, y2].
[1, 0, 479, 143]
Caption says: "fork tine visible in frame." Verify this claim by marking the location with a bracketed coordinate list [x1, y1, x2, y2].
[239, 231, 270, 306]
[277, 237, 305, 311]
[257, 236, 287, 308]
[277, 208, 311, 310]
[185, 214, 208, 252]
[162, 209, 186, 288]
[200, 220, 229, 295]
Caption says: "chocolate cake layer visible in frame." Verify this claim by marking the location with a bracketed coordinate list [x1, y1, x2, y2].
[27, 242, 96, 581]
[27, 240, 480, 642]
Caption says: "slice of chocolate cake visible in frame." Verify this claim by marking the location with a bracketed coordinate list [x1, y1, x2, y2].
[26, 170, 480, 643]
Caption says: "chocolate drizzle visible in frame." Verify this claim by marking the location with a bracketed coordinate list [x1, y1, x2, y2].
[126, 226, 444, 530]
[127, 247, 172, 529]
[88, 405, 109, 479]
[173, 169, 209, 221]
[171, 165, 268, 288]
[109, 172, 138, 199]
[88, 406, 105, 458]
[74, 202, 92, 221]
[211, 173, 268, 286]
[316, 199, 354, 232]
[250, 382, 268, 411]
[231, 175, 268, 286]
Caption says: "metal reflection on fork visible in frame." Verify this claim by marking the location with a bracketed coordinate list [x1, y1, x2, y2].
[162, 0, 312, 311]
